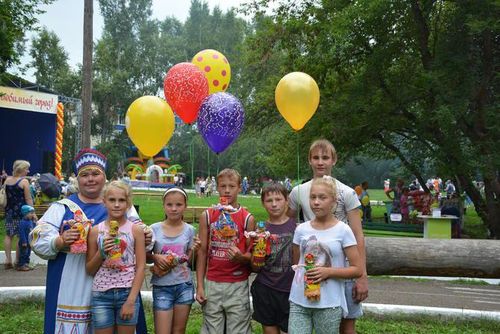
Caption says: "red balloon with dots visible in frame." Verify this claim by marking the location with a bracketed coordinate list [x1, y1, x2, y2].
[164, 62, 209, 124]
[192, 49, 231, 94]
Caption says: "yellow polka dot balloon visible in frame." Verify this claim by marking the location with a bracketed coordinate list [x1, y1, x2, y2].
[192, 49, 231, 94]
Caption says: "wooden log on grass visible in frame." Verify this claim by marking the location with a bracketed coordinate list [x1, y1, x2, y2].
[366, 237, 500, 278]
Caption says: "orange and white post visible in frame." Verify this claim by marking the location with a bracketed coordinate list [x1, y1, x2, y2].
[54, 102, 64, 180]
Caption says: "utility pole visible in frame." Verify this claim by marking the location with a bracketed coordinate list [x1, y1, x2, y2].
[81, 0, 93, 148]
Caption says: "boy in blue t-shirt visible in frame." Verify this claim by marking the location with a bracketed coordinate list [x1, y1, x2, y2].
[18, 205, 36, 271]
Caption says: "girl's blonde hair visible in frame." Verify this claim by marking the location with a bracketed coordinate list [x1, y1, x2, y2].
[103, 180, 132, 208]
[311, 175, 338, 200]
[12, 160, 30, 176]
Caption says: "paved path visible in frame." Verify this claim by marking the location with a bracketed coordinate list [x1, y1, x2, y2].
[1, 264, 499, 313]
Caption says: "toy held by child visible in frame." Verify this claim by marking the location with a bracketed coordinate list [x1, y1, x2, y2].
[212, 196, 239, 240]
[150, 249, 189, 277]
[304, 253, 321, 300]
[61, 209, 92, 253]
[103, 220, 127, 270]
[244, 221, 271, 267]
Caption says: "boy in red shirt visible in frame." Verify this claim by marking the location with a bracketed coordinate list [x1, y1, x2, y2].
[196, 169, 255, 334]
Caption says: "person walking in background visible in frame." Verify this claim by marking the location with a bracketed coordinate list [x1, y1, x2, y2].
[3, 160, 34, 270]
[200, 178, 206, 196]
[445, 180, 456, 198]
[17, 204, 37, 271]
[205, 176, 213, 197]
[284, 177, 292, 192]
[242, 176, 249, 195]
[359, 181, 372, 223]
[385, 178, 404, 213]
[399, 187, 410, 222]
[383, 179, 390, 192]
[195, 177, 202, 198]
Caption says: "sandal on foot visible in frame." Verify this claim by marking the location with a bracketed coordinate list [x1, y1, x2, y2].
[16, 265, 32, 271]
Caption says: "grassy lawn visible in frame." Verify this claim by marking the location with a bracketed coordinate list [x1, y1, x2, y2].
[0, 299, 498, 334]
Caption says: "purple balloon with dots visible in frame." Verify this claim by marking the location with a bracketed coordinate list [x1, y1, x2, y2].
[197, 92, 245, 154]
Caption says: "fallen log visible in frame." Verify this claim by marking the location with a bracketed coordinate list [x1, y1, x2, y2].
[365, 237, 500, 278]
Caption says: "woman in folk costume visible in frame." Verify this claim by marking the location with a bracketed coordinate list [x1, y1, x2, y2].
[30, 149, 150, 334]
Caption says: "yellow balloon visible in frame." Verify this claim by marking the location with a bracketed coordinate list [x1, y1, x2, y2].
[192, 49, 231, 94]
[275, 72, 320, 131]
[126, 96, 175, 157]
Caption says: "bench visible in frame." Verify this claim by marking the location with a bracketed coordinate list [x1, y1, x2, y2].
[0, 204, 51, 219]
[362, 221, 423, 238]
[133, 192, 164, 197]
[183, 206, 209, 224]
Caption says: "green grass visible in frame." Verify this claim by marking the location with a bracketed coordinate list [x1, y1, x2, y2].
[1, 299, 498, 334]
[133, 193, 267, 225]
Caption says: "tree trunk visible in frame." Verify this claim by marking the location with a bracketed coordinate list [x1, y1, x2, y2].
[81, 0, 93, 149]
[366, 237, 500, 278]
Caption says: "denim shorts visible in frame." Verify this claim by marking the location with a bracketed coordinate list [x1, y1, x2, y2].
[345, 280, 363, 319]
[91, 288, 140, 329]
[152, 281, 195, 311]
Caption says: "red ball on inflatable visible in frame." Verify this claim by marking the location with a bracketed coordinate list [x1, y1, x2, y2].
[164, 62, 209, 124]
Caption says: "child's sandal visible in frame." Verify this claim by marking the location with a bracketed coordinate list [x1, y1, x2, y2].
[16, 265, 32, 271]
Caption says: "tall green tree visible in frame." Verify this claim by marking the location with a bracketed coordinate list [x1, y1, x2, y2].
[27, 28, 80, 96]
[241, 0, 499, 236]
[0, 0, 52, 80]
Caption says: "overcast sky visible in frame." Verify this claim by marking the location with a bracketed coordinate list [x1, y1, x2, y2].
[15, 0, 248, 81]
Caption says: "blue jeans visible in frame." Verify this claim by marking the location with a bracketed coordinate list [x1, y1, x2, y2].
[152, 281, 194, 311]
[17, 244, 31, 267]
[91, 288, 140, 329]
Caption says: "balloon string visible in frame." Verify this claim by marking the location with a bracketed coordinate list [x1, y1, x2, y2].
[296, 131, 300, 223]
[216, 154, 220, 176]
[207, 147, 210, 178]
[190, 133, 195, 188]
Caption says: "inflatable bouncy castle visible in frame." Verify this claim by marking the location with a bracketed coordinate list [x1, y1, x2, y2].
[124, 147, 183, 189]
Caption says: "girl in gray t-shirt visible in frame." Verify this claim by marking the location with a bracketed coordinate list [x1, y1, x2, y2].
[149, 188, 200, 334]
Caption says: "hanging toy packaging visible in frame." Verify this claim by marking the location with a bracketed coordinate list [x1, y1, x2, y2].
[244, 221, 271, 267]
[212, 196, 238, 240]
[61, 209, 92, 253]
